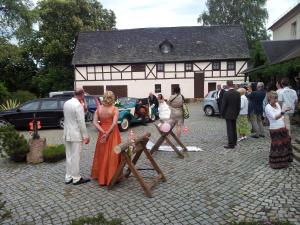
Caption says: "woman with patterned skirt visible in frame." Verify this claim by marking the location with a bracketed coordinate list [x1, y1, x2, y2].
[236, 88, 251, 141]
[265, 91, 292, 169]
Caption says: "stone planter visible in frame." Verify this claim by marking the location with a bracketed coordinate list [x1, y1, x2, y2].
[27, 138, 46, 164]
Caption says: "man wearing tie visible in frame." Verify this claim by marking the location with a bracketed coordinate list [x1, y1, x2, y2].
[221, 81, 241, 149]
[63, 88, 90, 185]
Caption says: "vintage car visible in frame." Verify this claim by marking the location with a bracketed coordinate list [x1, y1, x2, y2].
[117, 97, 158, 131]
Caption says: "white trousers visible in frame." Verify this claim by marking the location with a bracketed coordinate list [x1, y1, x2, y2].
[283, 114, 292, 136]
[65, 141, 82, 183]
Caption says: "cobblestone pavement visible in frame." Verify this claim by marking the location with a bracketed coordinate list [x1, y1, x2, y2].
[1, 102, 300, 225]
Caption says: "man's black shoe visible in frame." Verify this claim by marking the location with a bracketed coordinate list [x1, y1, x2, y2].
[224, 145, 235, 149]
[259, 135, 265, 138]
[251, 135, 259, 138]
[73, 178, 91, 185]
[65, 179, 73, 185]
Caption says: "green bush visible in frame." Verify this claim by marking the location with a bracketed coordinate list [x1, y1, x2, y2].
[0, 82, 10, 104]
[43, 144, 65, 162]
[70, 213, 122, 225]
[10, 90, 36, 104]
[0, 124, 29, 162]
[0, 193, 11, 223]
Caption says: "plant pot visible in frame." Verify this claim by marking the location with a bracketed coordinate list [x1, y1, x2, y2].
[27, 138, 46, 164]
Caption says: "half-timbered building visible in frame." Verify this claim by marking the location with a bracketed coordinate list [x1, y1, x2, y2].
[72, 25, 249, 98]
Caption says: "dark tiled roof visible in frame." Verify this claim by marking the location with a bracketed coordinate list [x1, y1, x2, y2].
[261, 39, 300, 64]
[72, 26, 250, 65]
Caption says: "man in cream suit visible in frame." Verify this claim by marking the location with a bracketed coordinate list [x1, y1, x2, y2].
[63, 88, 90, 185]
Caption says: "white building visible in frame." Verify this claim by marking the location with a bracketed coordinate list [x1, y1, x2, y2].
[269, 2, 300, 40]
[72, 26, 249, 98]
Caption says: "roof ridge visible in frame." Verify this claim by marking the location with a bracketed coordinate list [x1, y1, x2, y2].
[78, 25, 243, 34]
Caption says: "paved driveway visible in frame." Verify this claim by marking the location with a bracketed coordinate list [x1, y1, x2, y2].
[1, 102, 299, 225]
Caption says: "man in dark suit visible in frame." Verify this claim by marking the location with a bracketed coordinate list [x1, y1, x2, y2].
[216, 84, 226, 113]
[221, 80, 241, 149]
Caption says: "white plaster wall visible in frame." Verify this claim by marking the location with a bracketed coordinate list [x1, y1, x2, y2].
[273, 14, 300, 40]
[76, 79, 195, 99]
[75, 60, 248, 98]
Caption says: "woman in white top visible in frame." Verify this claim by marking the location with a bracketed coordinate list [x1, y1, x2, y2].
[236, 88, 251, 141]
[265, 91, 292, 169]
[157, 94, 171, 121]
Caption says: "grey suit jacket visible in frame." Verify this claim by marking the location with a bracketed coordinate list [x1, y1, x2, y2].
[63, 98, 88, 142]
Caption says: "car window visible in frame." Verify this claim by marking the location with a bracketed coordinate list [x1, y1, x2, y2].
[20, 101, 40, 111]
[211, 92, 216, 98]
[40, 100, 58, 110]
[59, 99, 68, 109]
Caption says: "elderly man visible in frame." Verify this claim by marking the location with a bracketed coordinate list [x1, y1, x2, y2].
[221, 80, 241, 149]
[279, 77, 298, 135]
[63, 88, 90, 185]
[246, 82, 266, 138]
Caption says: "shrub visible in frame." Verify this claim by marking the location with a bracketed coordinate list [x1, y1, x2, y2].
[0, 193, 11, 223]
[10, 90, 36, 104]
[0, 124, 29, 162]
[70, 213, 122, 225]
[0, 82, 10, 104]
[0, 99, 20, 111]
[43, 144, 65, 162]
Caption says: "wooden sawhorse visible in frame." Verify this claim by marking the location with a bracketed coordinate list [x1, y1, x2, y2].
[149, 120, 188, 158]
[108, 133, 166, 198]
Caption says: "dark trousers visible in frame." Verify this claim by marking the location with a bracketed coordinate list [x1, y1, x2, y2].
[226, 119, 237, 147]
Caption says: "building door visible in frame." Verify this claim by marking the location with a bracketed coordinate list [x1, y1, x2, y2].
[208, 82, 216, 92]
[106, 85, 128, 97]
[83, 85, 104, 95]
[194, 72, 204, 98]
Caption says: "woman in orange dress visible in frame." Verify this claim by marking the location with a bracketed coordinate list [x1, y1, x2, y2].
[91, 91, 121, 186]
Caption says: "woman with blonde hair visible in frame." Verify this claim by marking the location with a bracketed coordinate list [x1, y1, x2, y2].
[236, 88, 250, 141]
[265, 91, 292, 169]
[91, 91, 121, 185]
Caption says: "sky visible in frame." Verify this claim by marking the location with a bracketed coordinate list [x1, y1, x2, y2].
[99, 0, 300, 30]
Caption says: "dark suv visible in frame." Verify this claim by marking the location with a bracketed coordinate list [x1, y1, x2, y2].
[0, 98, 69, 129]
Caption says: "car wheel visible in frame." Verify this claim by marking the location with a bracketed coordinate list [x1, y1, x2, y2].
[59, 117, 64, 129]
[0, 119, 8, 127]
[204, 106, 214, 116]
[119, 117, 130, 132]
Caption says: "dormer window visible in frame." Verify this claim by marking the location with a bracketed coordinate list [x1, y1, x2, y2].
[159, 39, 173, 54]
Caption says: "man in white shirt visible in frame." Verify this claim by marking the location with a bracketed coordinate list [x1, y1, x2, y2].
[278, 78, 298, 136]
[63, 88, 90, 185]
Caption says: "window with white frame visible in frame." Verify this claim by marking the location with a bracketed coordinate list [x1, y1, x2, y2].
[155, 84, 161, 93]
[185, 62, 193, 71]
[291, 21, 297, 38]
[157, 63, 164, 72]
[212, 61, 220, 70]
[227, 61, 235, 70]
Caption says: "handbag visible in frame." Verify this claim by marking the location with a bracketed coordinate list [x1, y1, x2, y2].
[182, 103, 189, 119]
[181, 95, 190, 119]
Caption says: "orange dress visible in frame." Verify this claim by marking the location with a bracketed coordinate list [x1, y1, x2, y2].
[91, 107, 121, 186]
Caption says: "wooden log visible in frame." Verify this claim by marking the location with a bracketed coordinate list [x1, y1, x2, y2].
[114, 132, 151, 154]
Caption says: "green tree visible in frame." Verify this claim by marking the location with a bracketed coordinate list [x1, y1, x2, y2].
[30, 0, 116, 96]
[0, 37, 37, 94]
[198, 0, 269, 49]
[0, 0, 34, 39]
[0, 82, 10, 104]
